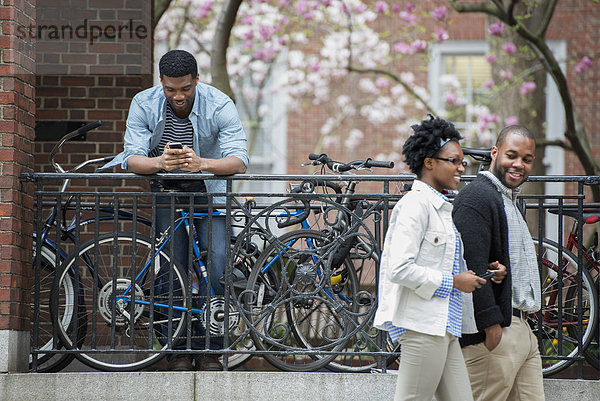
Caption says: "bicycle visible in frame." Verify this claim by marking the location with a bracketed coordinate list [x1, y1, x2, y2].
[48, 176, 264, 371]
[30, 120, 155, 372]
[462, 147, 599, 376]
[534, 209, 599, 374]
[232, 153, 399, 372]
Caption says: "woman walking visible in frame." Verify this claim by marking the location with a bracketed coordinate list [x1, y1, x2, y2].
[374, 115, 505, 401]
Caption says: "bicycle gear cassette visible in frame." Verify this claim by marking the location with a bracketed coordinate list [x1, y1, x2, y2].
[98, 279, 145, 326]
[199, 296, 240, 336]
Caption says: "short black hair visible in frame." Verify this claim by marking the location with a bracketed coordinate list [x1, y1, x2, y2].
[402, 114, 463, 176]
[159, 50, 198, 79]
[496, 125, 534, 148]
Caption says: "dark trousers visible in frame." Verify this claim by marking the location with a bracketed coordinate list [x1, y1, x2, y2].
[152, 182, 226, 357]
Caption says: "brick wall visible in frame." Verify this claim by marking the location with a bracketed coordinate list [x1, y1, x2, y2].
[0, 0, 36, 333]
[34, 0, 152, 177]
[0, 0, 153, 341]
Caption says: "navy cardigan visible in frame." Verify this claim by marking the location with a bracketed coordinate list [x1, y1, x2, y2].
[452, 174, 513, 347]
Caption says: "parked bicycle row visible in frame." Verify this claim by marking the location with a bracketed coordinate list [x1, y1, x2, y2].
[23, 122, 599, 377]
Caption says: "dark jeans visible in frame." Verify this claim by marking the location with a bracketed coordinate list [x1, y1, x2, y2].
[151, 181, 225, 357]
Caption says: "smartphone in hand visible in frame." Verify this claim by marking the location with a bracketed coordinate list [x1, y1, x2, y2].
[478, 271, 495, 280]
[168, 142, 183, 149]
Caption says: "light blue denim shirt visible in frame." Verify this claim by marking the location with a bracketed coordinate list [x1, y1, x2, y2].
[102, 82, 249, 201]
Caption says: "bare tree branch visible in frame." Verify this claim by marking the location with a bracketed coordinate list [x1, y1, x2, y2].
[505, 0, 520, 25]
[537, 0, 558, 37]
[448, 1, 504, 19]
[535, 139, 572, 151]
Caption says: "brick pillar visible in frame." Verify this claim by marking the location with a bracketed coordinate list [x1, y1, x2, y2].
[0, 0, 36, 372]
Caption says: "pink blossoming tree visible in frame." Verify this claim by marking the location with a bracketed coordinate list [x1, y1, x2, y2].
[155, 0, 598, 198]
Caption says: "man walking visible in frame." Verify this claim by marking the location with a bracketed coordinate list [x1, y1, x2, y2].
[452, 126, 544, 401]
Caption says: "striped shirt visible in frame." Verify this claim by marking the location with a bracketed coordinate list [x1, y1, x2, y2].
[481, 171, 541, 312]
[148, 102, 194, 174]
[386, 183, 463, 341]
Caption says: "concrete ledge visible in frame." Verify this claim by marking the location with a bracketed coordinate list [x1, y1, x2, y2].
[0, 330, 29, 372]
[1, 372, 599, 401]
[543, 378, 600, 400]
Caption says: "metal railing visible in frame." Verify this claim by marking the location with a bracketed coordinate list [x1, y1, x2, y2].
[20, 172, 600, 377]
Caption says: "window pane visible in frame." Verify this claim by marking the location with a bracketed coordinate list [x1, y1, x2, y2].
[442, 55, 492, 124]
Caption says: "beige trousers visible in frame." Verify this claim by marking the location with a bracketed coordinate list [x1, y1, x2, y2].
[394, 330, 474, 401]
[461, 315, 545, 401]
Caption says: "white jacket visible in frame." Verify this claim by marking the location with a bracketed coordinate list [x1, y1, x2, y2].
[374, 180, 476, 337]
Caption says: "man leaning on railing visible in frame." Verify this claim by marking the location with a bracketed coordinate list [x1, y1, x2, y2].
[102, 49, 248, 371]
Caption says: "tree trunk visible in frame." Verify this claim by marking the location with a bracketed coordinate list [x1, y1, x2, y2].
[211, 0, 243, 101]
[153, 0, 173, 29]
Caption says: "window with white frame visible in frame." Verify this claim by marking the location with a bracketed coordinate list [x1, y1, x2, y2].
[428, 41, 492, 135]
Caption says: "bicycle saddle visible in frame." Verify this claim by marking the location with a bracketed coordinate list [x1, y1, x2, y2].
[548, 208, 600, 224]
[462, 147, 492, 162]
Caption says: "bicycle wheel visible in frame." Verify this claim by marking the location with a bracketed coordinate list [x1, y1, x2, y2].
[212, 240, 261, 370]
[531, 237, 598, 376]
[29, 242, 81, 372]
[286, 241, 360, 369]
[243, 230, 355, 371]
[321, 251, 395, 372]
[51, 233, 189, 371]
[584, 332, 599, 370]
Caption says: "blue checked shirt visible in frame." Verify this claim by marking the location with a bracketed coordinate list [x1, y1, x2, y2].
[385, 184, 463, 340]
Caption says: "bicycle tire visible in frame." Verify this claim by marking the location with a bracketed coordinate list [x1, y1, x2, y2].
[243, 230, 353, 371]
[324, 320, 399, 372]
[29, 242, 81, 372]
[289, 248, 392, 373]
[531, 237, 598, 376]
[51, 233, 189, 371]
[581, 274, 599, 369]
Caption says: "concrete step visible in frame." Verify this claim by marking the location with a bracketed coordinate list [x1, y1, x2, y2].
[1, 371, 599, 401]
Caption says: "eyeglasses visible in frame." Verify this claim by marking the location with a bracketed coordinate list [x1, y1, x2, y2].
[433, 157, 468, 167]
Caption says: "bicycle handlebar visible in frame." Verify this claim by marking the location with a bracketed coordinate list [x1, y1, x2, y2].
[308, 153, 394, 172]
[50, 120, 103, 173]
[364, 158, 395, 169]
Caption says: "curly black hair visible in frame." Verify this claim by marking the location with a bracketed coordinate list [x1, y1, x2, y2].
[402, 114, 463, 177]
[159, 50, 198, 79]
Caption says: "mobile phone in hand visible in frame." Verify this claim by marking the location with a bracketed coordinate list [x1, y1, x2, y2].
[478, 271, 495, 280]
[168, 142, 183, 149]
